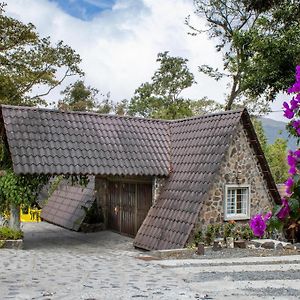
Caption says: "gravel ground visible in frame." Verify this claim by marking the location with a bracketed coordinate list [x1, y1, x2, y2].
[192, 247, 300, 260]
[188, 269, 300, 282]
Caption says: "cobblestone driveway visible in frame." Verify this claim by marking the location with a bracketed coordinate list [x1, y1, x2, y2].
[0, 222, 197, 300]
[1, 222, 300, 300]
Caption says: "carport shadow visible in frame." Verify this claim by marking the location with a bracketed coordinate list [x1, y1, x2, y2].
[22, 222, 137, 252]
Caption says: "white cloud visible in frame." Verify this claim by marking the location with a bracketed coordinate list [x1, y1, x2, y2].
[6, 0, 286, 121]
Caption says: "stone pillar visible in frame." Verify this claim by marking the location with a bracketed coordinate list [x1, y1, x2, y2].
[152, 177, 166, 205]
[9, 203, 20, 230]
[95, 177, 108, 228]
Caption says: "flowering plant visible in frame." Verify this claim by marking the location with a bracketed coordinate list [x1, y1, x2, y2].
[250, 66, 300, 241]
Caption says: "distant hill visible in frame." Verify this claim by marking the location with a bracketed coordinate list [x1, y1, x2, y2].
[260, 117, 297, 150]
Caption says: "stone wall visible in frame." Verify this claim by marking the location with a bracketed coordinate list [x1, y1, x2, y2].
[196, 123, 274, 231]
[152, 177, 167, 205]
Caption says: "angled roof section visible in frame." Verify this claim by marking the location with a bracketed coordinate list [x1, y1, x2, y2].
[0, 105, 171, 176]
[41, 177, 95, 231]
[133, 110, 244, 250]
[134, 109, 280, 250]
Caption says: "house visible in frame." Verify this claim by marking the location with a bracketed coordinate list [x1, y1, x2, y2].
[0, 105, 280, 250]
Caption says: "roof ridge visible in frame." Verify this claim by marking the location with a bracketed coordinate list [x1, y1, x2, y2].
[1, 104, 245, 124]
[170, 108, 245, 124]
[0, 104, 170, 124]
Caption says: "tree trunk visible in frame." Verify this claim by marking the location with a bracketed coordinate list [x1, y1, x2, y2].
[9, 203, 21, 230]
[225, 75, 239, 111]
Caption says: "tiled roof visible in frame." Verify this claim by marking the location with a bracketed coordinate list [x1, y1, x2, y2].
[0, 105, 170, 176]
[41, 178, 95, 231]
[133, 111, 244, 250]
[134, 110, 280, 250]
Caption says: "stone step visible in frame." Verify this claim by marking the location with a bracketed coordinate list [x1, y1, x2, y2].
[152, 255, 300, 268]
[188, 279, 300, 300]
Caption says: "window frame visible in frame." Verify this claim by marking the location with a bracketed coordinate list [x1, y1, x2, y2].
[224, 184, 250, 220]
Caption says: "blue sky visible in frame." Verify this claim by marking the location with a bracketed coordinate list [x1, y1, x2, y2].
[50, 0, 116, 20]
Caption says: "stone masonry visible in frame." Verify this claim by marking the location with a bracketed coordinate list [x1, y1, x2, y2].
[196, 122, 274, 229]
[152, 177, 167, 205]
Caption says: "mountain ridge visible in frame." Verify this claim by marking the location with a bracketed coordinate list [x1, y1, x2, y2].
[260, 117, 297, 150]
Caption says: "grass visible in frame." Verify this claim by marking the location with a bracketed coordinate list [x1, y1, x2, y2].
[0, 226, 23, 240]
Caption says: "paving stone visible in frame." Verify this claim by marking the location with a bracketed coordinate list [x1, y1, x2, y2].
[261, 241, 275, 249]
[284, 243, 295, 250]
[275, 243, 284, 250]
[234, 240, 246, 249]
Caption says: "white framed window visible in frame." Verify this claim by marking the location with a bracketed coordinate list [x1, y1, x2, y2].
[224, 185, 250, 220]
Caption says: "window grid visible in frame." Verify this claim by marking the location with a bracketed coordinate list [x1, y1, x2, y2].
[225, 186, 249, 219]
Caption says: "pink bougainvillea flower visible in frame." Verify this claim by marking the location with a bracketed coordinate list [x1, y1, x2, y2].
[289, 166, 296, 175]
[287, 67, 300, 94]
[292, 120, 300, 136]
[264, 211, 272, 222]
[283, 102, 295, 119]
[288, 82, 300, 94]
[285, 177, 294, 194]
[277, 198, 290, 220]
[290, 98, 299, 110]
[249, 214, 266, 238]
[286, 150, 300, 175]
[294, 150, 300, 158]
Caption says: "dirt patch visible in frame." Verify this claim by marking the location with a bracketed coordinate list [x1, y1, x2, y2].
[143, 246, 300, 260]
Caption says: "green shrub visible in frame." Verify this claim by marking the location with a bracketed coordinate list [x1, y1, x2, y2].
[193, 229, 203, 245]
[205, 224, 222, 245]
[0, 226, 23, 240]
[196, 221, 254, 246]
[240, 224, 254, 240]
[223, 221, 236, 240]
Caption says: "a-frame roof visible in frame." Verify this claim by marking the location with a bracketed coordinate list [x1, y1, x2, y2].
[0, 105, 280, 250]
[134, 109, 280, 250]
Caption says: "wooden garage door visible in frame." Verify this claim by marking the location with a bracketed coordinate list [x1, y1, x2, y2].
[107, 181, 152, 237]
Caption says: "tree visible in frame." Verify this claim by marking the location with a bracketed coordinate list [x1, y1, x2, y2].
[114, 99, 129, 116]
[243, 0, 287, 12]
[188, 0, 300, 112]
[252, 118, 268, 153]
[252, 118, 288, 183]
[265, 138, 288, 183]
[58, 80, 100, 112]
[128, 52, 196, 119]
[190, 97, 223, 116]
[0, 3, 83, 229]
[58, 80, 128, 116]
[0, 3, 83, 106]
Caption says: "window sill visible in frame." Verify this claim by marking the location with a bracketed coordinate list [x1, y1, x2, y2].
[224, 215, 250, 221]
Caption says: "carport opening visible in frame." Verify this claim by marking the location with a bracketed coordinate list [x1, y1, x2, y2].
[37, 176, 153, 239]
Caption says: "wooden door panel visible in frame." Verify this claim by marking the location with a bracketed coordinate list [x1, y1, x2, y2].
[136, 184, 152, 233]
[107, 182, 120, 232]
[121, 183, 135, 236]
[107, 181, 152, 237]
